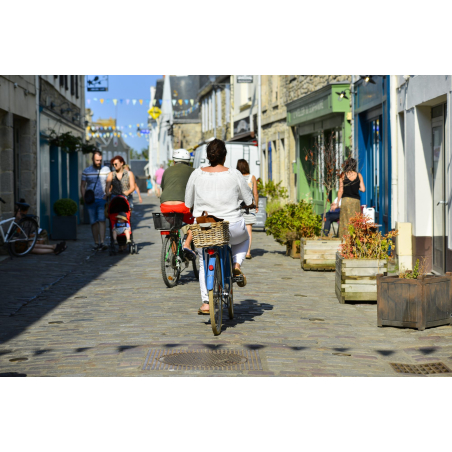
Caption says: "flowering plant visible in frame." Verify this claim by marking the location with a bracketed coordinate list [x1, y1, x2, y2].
[339, 213, 398, 260]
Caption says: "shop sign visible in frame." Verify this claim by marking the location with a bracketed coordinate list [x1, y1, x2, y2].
[287, 96, 331, 126]
[236, 75, 253, 83]
[234, 117, 250, 135]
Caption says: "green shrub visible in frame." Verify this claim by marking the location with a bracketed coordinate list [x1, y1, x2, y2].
[266, 199, 283, 216]
[265, 201, 322, 245]
[257, 179, 288, 202]
[53, 198, 78, 216]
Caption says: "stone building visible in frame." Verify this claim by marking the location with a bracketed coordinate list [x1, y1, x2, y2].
[230, 76, 257, 143]
[284, 75, 352, 212]
[38, 76, 85, 234]
[199, 75, 232, 142]
[0, 76, 38, 222]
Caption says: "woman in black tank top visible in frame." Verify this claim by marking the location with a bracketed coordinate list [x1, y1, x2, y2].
[337, 158, 365, 240]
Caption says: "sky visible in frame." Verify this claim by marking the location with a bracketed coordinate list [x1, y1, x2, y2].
[85, 75, 162, 153]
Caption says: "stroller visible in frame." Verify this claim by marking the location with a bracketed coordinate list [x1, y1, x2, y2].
[107, 195, 138, 255]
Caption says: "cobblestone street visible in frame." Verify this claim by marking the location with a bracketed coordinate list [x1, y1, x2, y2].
[1, 195, 451, 377]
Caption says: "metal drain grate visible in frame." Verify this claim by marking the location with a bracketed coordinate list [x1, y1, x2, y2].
[142, 349, 262, 371]
[390, 362, 451, 375]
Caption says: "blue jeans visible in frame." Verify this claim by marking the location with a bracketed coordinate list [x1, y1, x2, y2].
[86, 198, 106, 225]
[323, 209, 340, 235]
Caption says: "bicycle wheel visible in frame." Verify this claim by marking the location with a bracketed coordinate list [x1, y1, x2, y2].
[208, 254, 223, 336]
[8, 217, 39, 257]
[191, 241, 199, 280]
[161, 235, 181, 288]
[227, 249, 234, 319]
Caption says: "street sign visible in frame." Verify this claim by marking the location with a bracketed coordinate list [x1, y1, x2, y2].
[254, 196, 267, 230]
[236, 75, 253, 83]
[87, 75, 108, 92]
[148, 106, 162, 120]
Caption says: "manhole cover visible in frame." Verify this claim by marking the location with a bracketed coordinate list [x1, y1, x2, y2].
[142, 349, 262, 371]
[9, 357, 28, 362]
[390, 362, 451, 375]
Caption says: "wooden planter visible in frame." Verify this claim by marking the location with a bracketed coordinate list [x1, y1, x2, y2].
[335, 252, 387, 304]
[285, 240, 300, 258]
[301, 238, 341, 271]
[377, 273, 452, 330]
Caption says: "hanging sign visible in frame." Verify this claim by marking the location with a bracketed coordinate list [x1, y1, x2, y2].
[87, 75, 109, 92]
[236, 75, 253, 83]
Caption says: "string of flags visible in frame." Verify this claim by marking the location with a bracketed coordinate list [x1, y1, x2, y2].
[86, 98, 198, 107]
[87, 123, 150, 139]
[173, 102, 199, 118]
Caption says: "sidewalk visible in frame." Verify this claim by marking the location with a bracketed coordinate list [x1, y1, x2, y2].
[1, 194, 451, 377]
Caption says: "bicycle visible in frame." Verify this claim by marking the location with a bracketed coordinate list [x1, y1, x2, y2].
[153, 212, 199, 288]
[0, 197, 39, 257]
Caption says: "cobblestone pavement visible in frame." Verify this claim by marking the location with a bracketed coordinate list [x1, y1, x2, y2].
[1, 194, 452, 377]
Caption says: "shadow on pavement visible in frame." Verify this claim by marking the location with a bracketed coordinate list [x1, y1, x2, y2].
[251, 248, 286, 257]
[0, 196, 158, 345]
[217, 299, 274, 332]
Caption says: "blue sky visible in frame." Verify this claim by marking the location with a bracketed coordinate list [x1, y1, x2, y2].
[85, 75, 162, 152]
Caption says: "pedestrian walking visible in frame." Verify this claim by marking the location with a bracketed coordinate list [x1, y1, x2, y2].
[337, 157, 365, 240]
[154, 164, 165, 198]
[236, 159, 258, 259]
[146, 176, 154, 195]
[105, 156, 137, 210]
[80, 151, 111, 251]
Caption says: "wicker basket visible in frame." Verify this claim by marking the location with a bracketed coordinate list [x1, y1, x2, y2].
[189, 221, 230, 248]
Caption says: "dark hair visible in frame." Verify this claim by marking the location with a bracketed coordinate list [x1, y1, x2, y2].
[92, 150, 102, 159]
[343, 157, 357, 174]
[111, 155, 126, 166]
[206, 139, 227, 166]
[236, 159, 250, 175]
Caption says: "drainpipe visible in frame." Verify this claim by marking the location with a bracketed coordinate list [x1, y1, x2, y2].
[390, 75, 398, 229]
[258, 75, 262, 180]
[36, 75, 40, 220]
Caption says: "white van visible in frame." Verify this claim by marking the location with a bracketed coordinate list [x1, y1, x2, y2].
[193, 141, 261, 179]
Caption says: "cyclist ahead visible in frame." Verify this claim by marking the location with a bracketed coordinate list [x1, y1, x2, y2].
[160, 149, 196, 259]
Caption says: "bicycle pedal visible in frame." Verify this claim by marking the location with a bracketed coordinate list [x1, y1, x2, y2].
[232, 276, 244, 284]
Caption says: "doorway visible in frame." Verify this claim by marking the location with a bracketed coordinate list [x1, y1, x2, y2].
[432, 104, 446, 274]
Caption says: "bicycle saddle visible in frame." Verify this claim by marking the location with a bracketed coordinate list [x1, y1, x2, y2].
[15, 202, 30, 210]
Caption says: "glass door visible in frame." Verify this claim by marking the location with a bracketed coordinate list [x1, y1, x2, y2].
[369, 118, 381, 221]
[432, 108, 446, 274]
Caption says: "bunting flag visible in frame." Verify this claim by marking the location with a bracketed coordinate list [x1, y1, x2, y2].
[172, 102, 200, 118]
[190, 99, 194, 105]
[132, 99, 137, 105]
[152, 99, 157, 106]
[178, 99, 183, 105]
[126, 99, 130, 105]
[100, 99, 104, 104]
[184, 99, 188, 105]
[139, 99, 143, 105]
[113, 99, 118, 106]
[120, 99, 123, 104]
[172, 100, 176, 106]
[106, 99, 110, 103]
[87, 99, 91, 104]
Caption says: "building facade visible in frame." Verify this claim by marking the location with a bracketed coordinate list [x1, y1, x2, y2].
[0, 75, 38, 224]
[199, 75, 232, 142]
[38, 75, 85, 234]
[285, 75, 352, 213]
[393, 75, 452, 273]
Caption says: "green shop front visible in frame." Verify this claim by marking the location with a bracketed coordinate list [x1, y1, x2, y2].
[287, 83, 351, 214]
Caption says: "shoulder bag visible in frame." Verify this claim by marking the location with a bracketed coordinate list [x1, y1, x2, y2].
[84, 169, 101, 205]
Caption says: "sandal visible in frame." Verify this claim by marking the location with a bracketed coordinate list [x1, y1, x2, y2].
[54, 243, 67, 255]
[198, 308, 210, 315]
[233, 268, 247, 287]
[245, 254, 252, 259]
[184, 247, 197, 261]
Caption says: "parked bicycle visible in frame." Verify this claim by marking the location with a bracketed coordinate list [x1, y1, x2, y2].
[0, 197, 39, 257]
[153, 212, 199, 288]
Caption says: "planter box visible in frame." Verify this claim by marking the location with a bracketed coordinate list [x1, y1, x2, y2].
[377, 273, 452, 330]
[290, 240, 300, 259]
[335, 252, 387, 304]
[52, 216, 77, 240]
[301, 238, 341, 271]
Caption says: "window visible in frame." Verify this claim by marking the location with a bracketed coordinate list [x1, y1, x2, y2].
[201, 99, 205, 132]
[216, 89, 222, 127]
[75, 75, 79, 98]
[225, 84, 230, 123]
[59, 75, 64, 87]
[208, 97, 212, 130]
[212, 91, 216, 130]
[70, 76, 75, 95]
[64, 75, 68, 90]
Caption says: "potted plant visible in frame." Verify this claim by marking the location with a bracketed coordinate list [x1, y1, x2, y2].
[377, 260, 452, 330]
[52, 198, 78, 240]
[335, 213, 397, 304]
[265, 200, 322, 258]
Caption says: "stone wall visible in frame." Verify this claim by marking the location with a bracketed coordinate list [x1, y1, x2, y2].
[284, 75, 351, 103]
[172, 122, 202, 150]
[201, 87, 233, 142]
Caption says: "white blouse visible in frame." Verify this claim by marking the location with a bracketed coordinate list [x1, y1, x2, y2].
[185, 168, 253, 223]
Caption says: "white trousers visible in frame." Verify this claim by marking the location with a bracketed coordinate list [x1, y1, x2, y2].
[196, 218, 249, 302]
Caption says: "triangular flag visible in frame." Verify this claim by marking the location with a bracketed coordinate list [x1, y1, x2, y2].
[100, 99, 104, 104]
[87, 99, 91, 105]
[139, 99, 143, 105]
[113, 99, 118, 106]
[190, 99, 194, 105]
[172, 100, 176, 106]
[126, 99, 130, 105]
[129, 125, 131, 128]
[132, 99, 137, 105]
[114, 133, 117, 137]
[158, 99, 162, 105]
[106, 99, 110, 103]
[178, 99, 183, 105]
[184, 99, 188, 105]
[153, 99, 156, 106]
[112, 126, 115, 130]
[93, 97, 98, 101]
[120, 99, 123, 104]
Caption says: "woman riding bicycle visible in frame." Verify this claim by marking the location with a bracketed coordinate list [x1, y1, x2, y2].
[185, 139, 254, 315]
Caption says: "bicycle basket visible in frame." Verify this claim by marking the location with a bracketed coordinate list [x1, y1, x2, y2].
[189, 221, 230, 248]
[152, 212, 184, 230]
